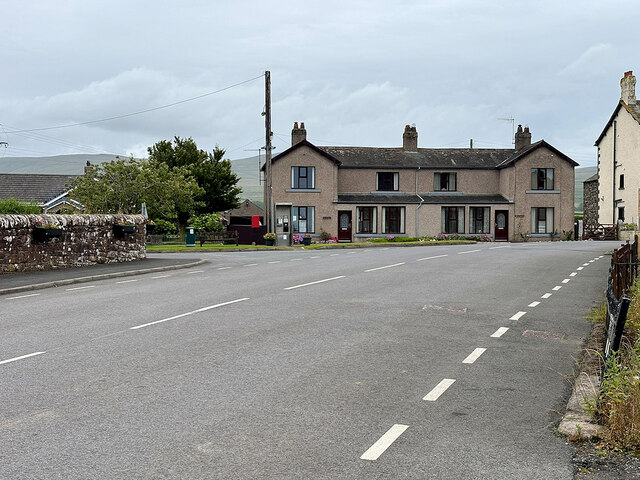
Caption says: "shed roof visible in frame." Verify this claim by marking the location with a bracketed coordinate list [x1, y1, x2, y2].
[0, 174, 77, 204]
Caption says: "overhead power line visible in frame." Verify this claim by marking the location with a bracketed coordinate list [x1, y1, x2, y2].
[4, 74, 265, 134]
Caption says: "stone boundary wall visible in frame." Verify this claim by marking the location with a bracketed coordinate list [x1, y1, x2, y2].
[0, 214, 146, 273]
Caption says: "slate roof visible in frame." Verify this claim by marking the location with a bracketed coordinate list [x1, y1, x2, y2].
[584, 173, 598, 183]
[337, 193, 511, 205]
[0, 174, 77, 204]
[595, 100, 640, 146]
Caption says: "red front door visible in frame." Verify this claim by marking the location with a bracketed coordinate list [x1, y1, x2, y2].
[338, 211, 352, 242]
[495, 210, 508, 241]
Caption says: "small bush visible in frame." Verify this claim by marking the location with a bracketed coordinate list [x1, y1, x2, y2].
[0, 198, 40, 214]
[189, 213, 224, 232]
[151, 219, 177, 235]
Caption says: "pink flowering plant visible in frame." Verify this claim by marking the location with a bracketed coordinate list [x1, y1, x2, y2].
[34, 220, 63, 229]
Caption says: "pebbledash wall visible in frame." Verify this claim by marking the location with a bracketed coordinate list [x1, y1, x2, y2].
[0, 214, 146, 273]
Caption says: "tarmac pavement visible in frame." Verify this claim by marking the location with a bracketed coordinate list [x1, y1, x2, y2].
[0, 256, 206, 296]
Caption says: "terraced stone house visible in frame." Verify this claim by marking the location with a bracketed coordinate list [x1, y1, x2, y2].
[267, 122, 577, 244]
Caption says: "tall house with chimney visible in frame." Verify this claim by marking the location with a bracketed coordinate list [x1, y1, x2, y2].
[595, 71, 640, 226]
[265, 122, 576, 244]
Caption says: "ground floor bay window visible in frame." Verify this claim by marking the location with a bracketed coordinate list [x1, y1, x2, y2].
[357, 206, 377, 234]
[292, 206, 315, 233]
[469, 207, 490, 234]
[382, 206, 405, 234]
[531, 207, 554, 234]
[441, 206, 465, 234]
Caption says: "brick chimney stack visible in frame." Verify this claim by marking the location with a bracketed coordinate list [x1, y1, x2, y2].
[402, 124, 418, 151]
[514, 124, 532, 150]
[621, 71, 636, 105]
[291, 121, 307, 146]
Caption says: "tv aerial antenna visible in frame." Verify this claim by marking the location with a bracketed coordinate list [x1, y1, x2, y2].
[498, 117, 515, 145]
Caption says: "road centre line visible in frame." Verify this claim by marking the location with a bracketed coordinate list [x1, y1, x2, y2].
[330, 254, 339, 256]
[365, 262, 405, 272]
[291, 258, 302, 261]
[553, 286, 562, 291]
[528, 301, 540, 307]
[458, 249, 481, 254]
[360, 424, 409, 461]
[489, 245, 510, 249]
[116, 279, 139, 284]
[66, 285, 95, 291]
[570, 272, 577, 276]
[423, 378, 456, 401]
[284, 276, 345, 290]
[583, 263, 590, 266]
[491, 327, 509, 338]
[217, 267, 232, 270]
[187, 270, 204, 274]
[417, 254, 448, 261]
[268, 261, 280, 264]
[6, 293, 41, 300]
[310, 256, 320, 259]
[244, 263, 258, 267]
[577, 267, 584, 270]
[589, 260, 595, 263]
[0, 351, 46, 366]
[510, 311, 527, 321]
[130, 298, 249, 330]
[462, 348, 486, 364]
[562, 279, 570, 283]
[152, 274, 171, 278]
[542, 293, 552, 298]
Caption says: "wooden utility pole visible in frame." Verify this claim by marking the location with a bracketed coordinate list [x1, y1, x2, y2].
[264, 70, 272, 232]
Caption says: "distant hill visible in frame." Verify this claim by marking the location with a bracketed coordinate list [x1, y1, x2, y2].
[575, 166, 597, 213]
[0, 153, 265, 207]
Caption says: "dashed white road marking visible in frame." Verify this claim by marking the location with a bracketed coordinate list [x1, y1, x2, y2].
[130, 298, 249, 330]
[528, 301, 540, 307]
[541, 293, 552, 299]
[463, 348, 486, 364]
[291, 258, 303, 262]
[0, 351, 46, 366]
[66, 285, 95, 291]
[510, 311, 526, 321]
[489, 245, 510, 249]
[6, 293, 41, 300]
[284, 276, 345, 290]
[491, 327, 509, 338]
[417, 254, 448, 261]
[458, 249, 481, 255]
[217, 267, 232, 270]
[577, 267, 584, 271]
[562, 279, 570, 284]
[268, 261, 280, 264]
[423, 378, 456, 401]
[570, 272, 577, 277]
[116, 279, 139, 284]
[583, 263, 590, 266]
[310, 256, 320, 259]
[152, 274, 171, 279]
[187, 270, 204, 274]
[243, 263, 258, 267]
[347, 251, 358, 254]
[360, 424, 409, 461]
[330, 254, 339, 257]
[589, 260, 595, 263]
[553, 286, 562, 291]
[365, 262, 405, 272]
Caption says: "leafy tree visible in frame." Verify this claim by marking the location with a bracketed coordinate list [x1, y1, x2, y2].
[70, 156, 202, 222]
[0, 198, 41, 214]
[148, 137, 242, 214]
[188, 213, 224, 232]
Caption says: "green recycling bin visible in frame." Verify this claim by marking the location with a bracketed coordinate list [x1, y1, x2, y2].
[185, 226, 196, 247]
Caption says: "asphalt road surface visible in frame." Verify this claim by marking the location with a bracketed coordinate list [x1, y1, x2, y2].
[0, 242, 617, 479]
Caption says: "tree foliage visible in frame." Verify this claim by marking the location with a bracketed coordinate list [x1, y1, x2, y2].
[148, 137, 242, 214]
[70, 156, 202, 220]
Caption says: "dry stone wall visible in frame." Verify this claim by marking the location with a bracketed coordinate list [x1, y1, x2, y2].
[0, 214, 146, 273]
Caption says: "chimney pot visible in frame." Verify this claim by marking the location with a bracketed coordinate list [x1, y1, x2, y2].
[291, 121, 307, 146]
[515, 124, 532, 150]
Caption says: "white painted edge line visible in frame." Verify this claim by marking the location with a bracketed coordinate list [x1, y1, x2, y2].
[116, 279, 139, 284]
[458, 249, 481, 255]
[541, 293, 552, 299]
[217, 267, 232, 270]
[462, 347, 486, 364]
[528, 301, 540, 307]
[243, 263, 258, 267]
[0, 351, 46, 366]
[6, 293, 41, 300]
[510, 311, 526, 321]
[130, 298, 249, 330]
[562, 278, 570, 284]
[360, 424, 409, 461]
[66, 285, 95, 291]
[365, 262, 405, 272]
[423, 378, 456, 401]
[152, 274, 171, 279]
[577, 267, 584, 271]
[491, 327, 509, 338]
[417, 254, 448, 261]
[284, 276, 345, 290]
[553, 286, 562, 291]
[268, 261, 281, 264]
[570, 272, 577, 277]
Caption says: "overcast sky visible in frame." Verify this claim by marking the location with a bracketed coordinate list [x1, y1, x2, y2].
[1, 0, 638, 167]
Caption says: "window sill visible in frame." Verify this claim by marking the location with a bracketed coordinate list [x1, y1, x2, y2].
[286, 188, 322, 193]
[525, 190, 560, 194]
[528, 233, 560, 238]
[427, 191, 462, 195]
[370, 190, 405, 195]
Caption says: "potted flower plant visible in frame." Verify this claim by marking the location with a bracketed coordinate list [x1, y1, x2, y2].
[33, 221, 64, 242]
[263, 232, 276, 246]
[302, 233, 312, 246]
[114, 219, 137, 237]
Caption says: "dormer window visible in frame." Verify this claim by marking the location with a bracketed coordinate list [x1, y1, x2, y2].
[292, 166, 315, 189]
[377, 172, 399, 191]
[434, 172, 457, 191]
